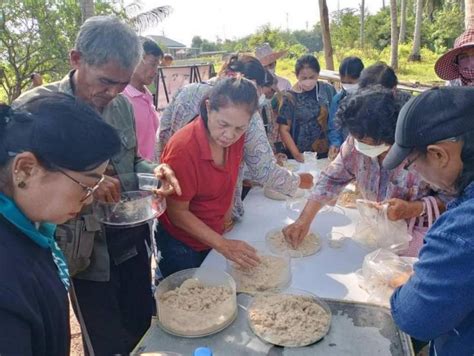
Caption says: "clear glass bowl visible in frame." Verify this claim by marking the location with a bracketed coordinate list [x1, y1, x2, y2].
[227, 241, 291, 294]
[265, 227, 321, 258]
[155, 267, 237, 338]
[93, 190, 166, 226]
[247, 288, 332, 347]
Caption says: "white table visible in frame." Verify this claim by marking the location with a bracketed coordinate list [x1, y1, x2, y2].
[202, 179, 372, 303]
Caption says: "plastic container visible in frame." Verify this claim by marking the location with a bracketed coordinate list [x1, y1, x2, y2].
[227, 241, 291, 294]
[247, 289, 332, 347]
[283, 159, 300, 172]
[137, 173, 160, 191]
[93, 191, 166, 227]
[263, 187, 305, 201]
[155, 268, 237, 338]
[327, 231, 348, 249]
[285, 197, 307, 214]
[303, 151, 317, 163]
[265, 227, 321, 257]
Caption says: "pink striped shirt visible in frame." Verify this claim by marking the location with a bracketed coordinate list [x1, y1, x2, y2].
[123, 85, 159, 161]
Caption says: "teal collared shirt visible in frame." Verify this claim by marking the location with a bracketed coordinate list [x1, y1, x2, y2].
[13, 71, 157, 281]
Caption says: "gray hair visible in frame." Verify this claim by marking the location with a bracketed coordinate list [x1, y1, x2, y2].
[74, 16, 142, 70]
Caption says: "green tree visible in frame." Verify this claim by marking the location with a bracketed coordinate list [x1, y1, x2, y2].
[0, 2, 82, 103]
[293, 26, 323, 52]
[331, 8, 361, 49]
[191, 36, 203, 50]
[365, 7, 392, 50]
[423, 3, 464, 53]
[201, 39, 220, 52]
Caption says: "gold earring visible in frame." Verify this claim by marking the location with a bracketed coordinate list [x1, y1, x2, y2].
[18, 181, 26, 189]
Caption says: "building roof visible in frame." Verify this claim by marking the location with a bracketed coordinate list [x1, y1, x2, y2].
[148, 35, 186, 49]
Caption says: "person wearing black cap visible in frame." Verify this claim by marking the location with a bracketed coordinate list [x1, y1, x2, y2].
[14, 16, 181, 354]
[0, 93, 121, 355]
[384, 87, 474, 356]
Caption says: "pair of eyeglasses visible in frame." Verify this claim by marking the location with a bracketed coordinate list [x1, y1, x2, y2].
[266, 62, 277, 69]
[58, 169, 105, 202]
[404, 153, 420, 170]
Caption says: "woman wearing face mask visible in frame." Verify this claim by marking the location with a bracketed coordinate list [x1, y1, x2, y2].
[157, 77, 261, 277]
[0, 93, 121, 355]
[277, 55, 336, 162]
[434, 28, 474, 87]
[328, 56, 364, 161]
[384, 87, 474, 356]
[283, 87, 444, 253]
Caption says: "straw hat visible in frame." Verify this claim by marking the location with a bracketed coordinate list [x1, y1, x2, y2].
[435, 28, 474, 80]
[255, 43, 287, 67]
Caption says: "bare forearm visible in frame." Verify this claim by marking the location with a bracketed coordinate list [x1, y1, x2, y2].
[299, 199, 324, 224]
[280, 129, 300, 158]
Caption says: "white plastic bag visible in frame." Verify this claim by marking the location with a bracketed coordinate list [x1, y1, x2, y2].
[353, 199, 411, 254]
[357, 248, 416, 306]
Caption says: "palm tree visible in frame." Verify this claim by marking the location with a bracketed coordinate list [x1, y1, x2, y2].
[79, 0, 171, 32]
[390, 0, 399, 70]
[399, 0, 407, 43]
[360, 0, 365, 48]
[467, 0, 474, 28]
[124, 2, 172, 32]
[319, 0, 334, 70]
[425, 0, 444, 22]
[80, 0, 95, 22]
[409, 0, 423, 61]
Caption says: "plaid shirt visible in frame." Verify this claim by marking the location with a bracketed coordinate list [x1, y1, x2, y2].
[310, 136, 433, 204]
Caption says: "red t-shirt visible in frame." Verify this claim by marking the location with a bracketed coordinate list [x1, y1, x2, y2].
[159, 116, 244, 251]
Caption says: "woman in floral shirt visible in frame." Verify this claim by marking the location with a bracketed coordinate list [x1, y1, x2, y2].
[283, 87, 446, 255]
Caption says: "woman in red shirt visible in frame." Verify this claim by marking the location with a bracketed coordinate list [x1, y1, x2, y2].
[158, 77, 261, 277]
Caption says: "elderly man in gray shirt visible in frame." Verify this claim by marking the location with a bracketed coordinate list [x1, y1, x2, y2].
[14, 16, 180, 354]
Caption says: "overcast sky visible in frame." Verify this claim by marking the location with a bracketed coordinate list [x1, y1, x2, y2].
[139, 0, 384, 47]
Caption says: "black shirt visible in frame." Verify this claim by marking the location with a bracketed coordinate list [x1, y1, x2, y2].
[0, 216, 69, 356]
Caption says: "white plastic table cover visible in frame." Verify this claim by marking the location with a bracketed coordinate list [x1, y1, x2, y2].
[201, 159, 373, 303]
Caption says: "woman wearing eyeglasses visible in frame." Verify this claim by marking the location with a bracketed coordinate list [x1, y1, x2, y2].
[0, 92, 121, 356]
[283, 87, 447, 257]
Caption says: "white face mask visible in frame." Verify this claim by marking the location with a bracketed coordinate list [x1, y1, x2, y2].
[259, 94, 270, 107]
[354, 139, 390, 158]
[342, 83, 358, 94]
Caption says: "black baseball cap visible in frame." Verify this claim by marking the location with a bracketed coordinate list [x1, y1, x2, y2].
[383, 87, 474, 170]
[0, 92, 121, 171]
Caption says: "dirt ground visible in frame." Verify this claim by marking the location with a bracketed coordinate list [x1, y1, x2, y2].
[70, 304, 84, 356]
